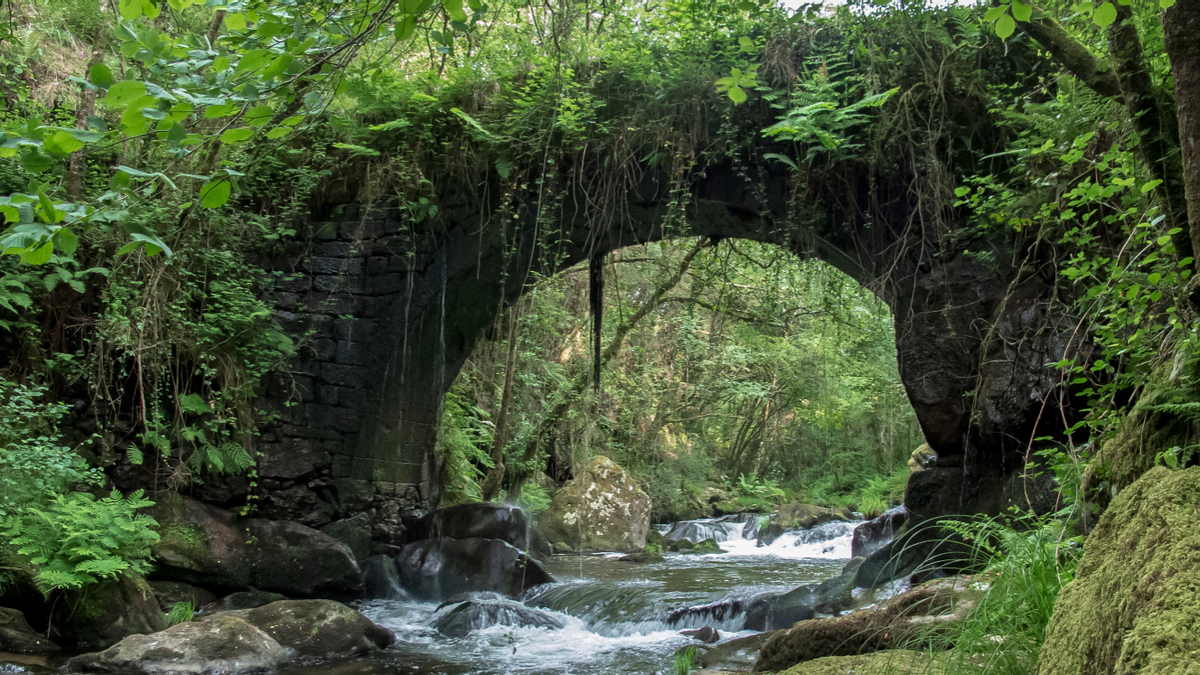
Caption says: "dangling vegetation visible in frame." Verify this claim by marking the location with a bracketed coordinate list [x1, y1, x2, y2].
[1, 0, 1200, 670]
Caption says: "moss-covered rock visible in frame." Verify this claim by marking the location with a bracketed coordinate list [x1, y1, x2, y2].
[1039, 466, 1200, 675]
[777, 650, 945, 675]
[678, 538, 724, 554]
[908, 443, 937, 473]
[537, 456, 651, 553]
[148, 495, 252, 590]
[755, 577, 975, 672]
[757, 505, 853, 546]
[67, 614, 286, 675]
[216, 599, 395, 658]
[53, 574, 167, 650]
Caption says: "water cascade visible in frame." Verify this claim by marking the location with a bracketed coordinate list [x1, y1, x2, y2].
[329, 514, 888, 675]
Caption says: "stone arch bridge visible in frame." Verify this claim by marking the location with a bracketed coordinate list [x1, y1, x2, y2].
[250, 145, 1072, 529]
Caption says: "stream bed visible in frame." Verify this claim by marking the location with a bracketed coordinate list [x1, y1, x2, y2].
[284, 519, 864, 675]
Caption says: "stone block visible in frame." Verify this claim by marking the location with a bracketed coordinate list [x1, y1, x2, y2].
[274, 274, 312, 294]
[368, 273, 405, 295]
[335, 341, 369, 366]
[280, 424, 344, 442]
[272, 292, 301, 310]
[259, 437, 332, 480]
[306, 293, 356, 316]
[304, 257, 364, 276]
[337, 388, 366, 410]
[367, 256, 389, 274]
[306, 404, 363, 434]
[312, 221, 340, 240]
[320, 363, 367, 388]
[308, 338, 336, 361]
[317, 385, 339, 406]
[332, 454, 353, 478]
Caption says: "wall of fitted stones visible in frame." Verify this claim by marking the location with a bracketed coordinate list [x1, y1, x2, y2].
[253, 205, 440, 529]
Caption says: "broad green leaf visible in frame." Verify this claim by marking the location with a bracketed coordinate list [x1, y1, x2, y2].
[265, 127, 290, 139]
[54, 228, 79, 257]
[224, 12, 248, 30]
[200, 180, 232, 208]
[728, 85, 747, 104]
[18, 150, 55, 173]
[1011, 0, 1032, 22]
[20, 241, 54, 265]
[219, 127, 254, 144]
[118, 0, 143, 20]
[1161, 0, 1175, 7]
[984, 5, 1007, 21]
[995, 14, 1016, 38]
[396, 16, 418, 40]
[89, 63, 114, 89]
[44, 131, 85, 155]
[212, 55, 230, 73]
[1093, 2, 1117, 27]
[140, 0, 160, 19]
[101, 80, 148, 108]
[235, 49, 272, 74]
[246, 105, 273, 127]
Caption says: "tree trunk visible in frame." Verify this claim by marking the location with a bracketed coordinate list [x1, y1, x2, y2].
[481, 301, 521, 502]
[1107, 3, 1193, 264]
[1163, 0, 1200, 281]
[67, 42, 106, 200]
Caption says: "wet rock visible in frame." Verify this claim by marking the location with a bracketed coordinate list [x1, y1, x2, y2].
[53, 574, 167, 650]
[148, 581, 217, 614]
[0, 608, 59, 654]
[203, 590, 287, 614]
[665, 515, 752, 543]
[1039, 466, 1200, 675]
[409, 503, 534, 551]
[149, 496, 252, 590]
[363, 554, 409, 599]
[258, 485, 335, 529]
[397, 537, 555, 601]
[675, 538, 724, 554]
[851, 506, 907, 560]
[321, 513, 372, 562]
[537, 456, 651, 553]
[433, 597, 565, 637]
[754, 577, 976, 672]
[681, 626, 720, 643]
[908, 443, 937, 473]
[667, 598, 752, 628]
[695, 631, 776, 671]
[742, 571, 858, 632]
[618, 551, 665, 563]
[757, 505, 853, 546]
[244, 519, 364, 599]
[67, 614, 286, 675]
[217, 600, 395, 658]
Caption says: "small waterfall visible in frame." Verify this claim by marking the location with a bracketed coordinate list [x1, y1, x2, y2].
[523, 581, 756, 636]
[664, 514, 757, 543]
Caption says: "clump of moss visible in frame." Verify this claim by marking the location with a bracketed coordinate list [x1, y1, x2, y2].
[1040, 466, 1200, 675]
[777, 649, 947, 674]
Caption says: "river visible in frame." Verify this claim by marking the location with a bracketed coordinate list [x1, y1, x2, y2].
[279, 519, 868, 675]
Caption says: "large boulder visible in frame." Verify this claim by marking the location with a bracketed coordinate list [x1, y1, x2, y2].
[67, 614, 286, 675]
[203, 590, 287, 614]
[409, 503, 533, 550]
[743, 572, 855, 631]
[218, 600, 395, 658]
[757, 505, 853, 546]
[536, 456, 651, 553]
[0, 607, 59, 654]
[908, 443, 937, 473]
[396, 537, 554, 601]
[148, 581, 218, 614]
[851, 506, 907, 560]
[149, 496, 252, 590]
[694, 631, 776, 671]
[54, 574, 167, 650]
[149, 496, 363, 599]
[1039, 466, 1200, 675]
[363, 554, 408, 599]
[320, 513, 372, 562]
[777, 650, 945, 675]
[244, 519, 364, 599]
[432, 596, 565, 637]
[755, 577, 975, 672]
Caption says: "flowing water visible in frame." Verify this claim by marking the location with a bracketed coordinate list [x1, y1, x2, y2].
[280, 519, 869, 675]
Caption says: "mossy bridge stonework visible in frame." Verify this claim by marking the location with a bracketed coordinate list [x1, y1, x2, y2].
[250, 154, 1072, 528]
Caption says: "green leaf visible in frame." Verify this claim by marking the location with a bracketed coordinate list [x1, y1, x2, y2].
[54, 228, 79, 257]
[45, 131, 85, 155]
[89, 63, 114, 90]
[1093, 2, 1117, 27]
[984, 5, 1007, 21]
[101, 80, 148, 108]
[118, 0, 143, 20]
[762, 153, 798, 170]
[200, 180, 231, 208]
[727, 85, 747, 104]
[737, 0, 755, 10]
[19, 150, 55, 173]
[995, 14, 1016, 39]
[20, 241, 54, 265]
[1160, 0, 1176, 7]
[219, 127, 254, 144]
[224, 12, 247, 30]
[1011, 0, 1032, 22]
[396, 16, 418, 41]
[265, 127, 289, 139]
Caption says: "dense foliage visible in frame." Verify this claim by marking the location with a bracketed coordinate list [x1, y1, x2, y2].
[2, 0, 1200, 671]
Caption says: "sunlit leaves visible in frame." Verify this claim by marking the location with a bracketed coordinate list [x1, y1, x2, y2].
[200, 180, 232, 209]
[1092, 2, 1117, 27]
[716, 65, 759, 105]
